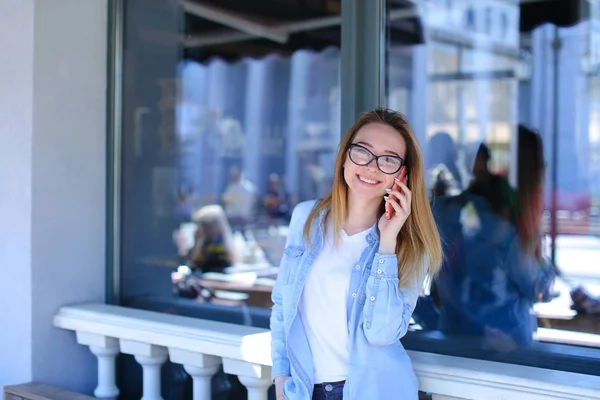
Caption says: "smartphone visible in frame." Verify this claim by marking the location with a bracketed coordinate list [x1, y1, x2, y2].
[385, 168, 407, 219]
[385, 182, 397, 219]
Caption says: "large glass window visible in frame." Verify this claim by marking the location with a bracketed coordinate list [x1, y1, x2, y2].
[386, 0, 600, 378]
[115, 0, 600, 397]
[118, 0, 342, 397]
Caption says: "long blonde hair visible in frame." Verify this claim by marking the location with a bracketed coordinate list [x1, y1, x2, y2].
[303, 109, 442, 286]
[190, 204, 238, 264]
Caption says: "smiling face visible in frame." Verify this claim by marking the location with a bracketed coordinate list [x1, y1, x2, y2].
[343, 122, 407, 201]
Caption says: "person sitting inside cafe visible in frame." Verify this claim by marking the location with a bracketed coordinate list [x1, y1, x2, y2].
[175, 204, 238, 274]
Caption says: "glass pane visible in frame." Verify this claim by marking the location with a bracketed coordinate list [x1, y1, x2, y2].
[386, 0, 600, 375]
[119, 0, 341, 397]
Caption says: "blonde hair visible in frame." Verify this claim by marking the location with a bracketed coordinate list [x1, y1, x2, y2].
[303, 109, 442, 286]
[191, 204, 238, 263]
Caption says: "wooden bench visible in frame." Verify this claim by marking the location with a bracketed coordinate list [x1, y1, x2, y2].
[3, 383, 95, 400]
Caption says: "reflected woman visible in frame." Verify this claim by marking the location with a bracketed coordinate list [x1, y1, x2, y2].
[270, 109, 442, 400]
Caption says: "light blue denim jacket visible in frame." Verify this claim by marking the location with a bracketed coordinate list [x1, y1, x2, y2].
[270, 200, 423, 400]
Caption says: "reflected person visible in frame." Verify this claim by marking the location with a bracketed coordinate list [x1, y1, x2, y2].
[222, 167, 257, 232]
[271, 109, 442, 400]
[427, 131, 463, 191]
[263, 172, 290, 221]
[432, 126, 555, 350]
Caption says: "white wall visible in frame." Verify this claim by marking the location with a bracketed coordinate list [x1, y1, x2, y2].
[0, 0, 107, 395]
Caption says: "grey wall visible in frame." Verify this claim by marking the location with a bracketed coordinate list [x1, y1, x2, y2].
[0, 0, 107, 395]
[0, 0, 35, 387]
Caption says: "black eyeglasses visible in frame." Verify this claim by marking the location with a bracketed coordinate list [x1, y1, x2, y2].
[348, 143, 404, 175]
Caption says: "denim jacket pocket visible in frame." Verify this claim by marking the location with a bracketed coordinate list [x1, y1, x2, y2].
[282, 245, 305, 284]
[284, 245, 305, 258]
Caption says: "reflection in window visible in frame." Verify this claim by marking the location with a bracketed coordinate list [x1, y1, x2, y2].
[122, 1, 342, 306]
[386, 0, 600, 378]
[119, 0, 342, 397]
[170, 49, 341, 311]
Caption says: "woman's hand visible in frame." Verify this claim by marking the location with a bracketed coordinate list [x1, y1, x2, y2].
[378, 167, 411, 254]
[274, 376, 289, 400]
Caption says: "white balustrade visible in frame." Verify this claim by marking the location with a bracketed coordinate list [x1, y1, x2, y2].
[223, 358, 272, 400]
[135, 354, 167, 400]
[170, 349, 221, 400]
[120, 340, 168, 400]
[54, 303, 600, 400]
[75, 332, 119, 400]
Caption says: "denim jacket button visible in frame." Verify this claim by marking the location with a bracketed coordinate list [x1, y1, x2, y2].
[352, 292, 357, 297]
[355, 265, 361, 270]
[377, 269, 382, 274]
[370, 296, 375, 301]
[379, 259, 385, 264]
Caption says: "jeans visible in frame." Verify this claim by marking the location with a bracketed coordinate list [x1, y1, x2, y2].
[312, 380, 345, 400]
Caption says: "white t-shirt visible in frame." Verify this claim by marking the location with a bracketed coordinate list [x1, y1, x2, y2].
[299, 226, 369, 383]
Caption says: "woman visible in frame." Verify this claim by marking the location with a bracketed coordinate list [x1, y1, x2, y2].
[270, 109, 442, 400]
